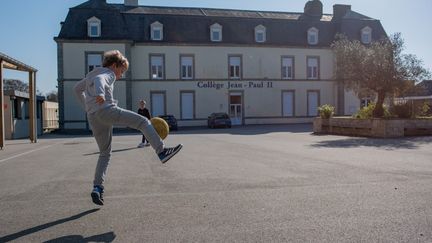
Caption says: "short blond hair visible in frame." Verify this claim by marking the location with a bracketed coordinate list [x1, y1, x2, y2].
[102, 50, 129, 70]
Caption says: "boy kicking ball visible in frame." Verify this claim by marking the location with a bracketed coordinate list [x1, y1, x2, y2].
[74, 50, 182, 206]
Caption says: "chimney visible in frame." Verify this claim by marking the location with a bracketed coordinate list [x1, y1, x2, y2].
[304, 0, 323, 18]
[333, 4, 351, 20]
[125, 0, 138, 6]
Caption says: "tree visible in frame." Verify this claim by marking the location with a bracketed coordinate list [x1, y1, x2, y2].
[46, 90, 58, 102]
[332, 33, 430, 117]
[3, 78, 44, 96]
[3, 79, 29, 92]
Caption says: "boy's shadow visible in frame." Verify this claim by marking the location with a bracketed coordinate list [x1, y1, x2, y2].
[0, 209, 101, 242]
[44, 232, 116, 243]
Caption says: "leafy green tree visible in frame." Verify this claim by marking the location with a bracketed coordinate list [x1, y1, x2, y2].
[332, 33, 430, 117]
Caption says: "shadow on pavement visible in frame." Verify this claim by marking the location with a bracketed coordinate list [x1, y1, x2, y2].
[173, 124, 313, 135]
[0, 209, 100, 242]
[39, 124, 313, 139]
[83, 147, 138, 156]
[309, 136, 432, 150]
[43, 232, 116, 243]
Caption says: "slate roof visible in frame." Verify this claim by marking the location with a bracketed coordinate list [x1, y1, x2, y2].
[55, 0, 387, 47]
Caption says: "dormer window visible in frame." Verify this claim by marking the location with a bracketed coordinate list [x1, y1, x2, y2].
[255, 25, 266, 43]
[307, 27, 319, 45]
[87, 17, 101, 37]
[151, 21, 163, 41]
[210, 23, 222, 42]
[361, 26, 372, 44]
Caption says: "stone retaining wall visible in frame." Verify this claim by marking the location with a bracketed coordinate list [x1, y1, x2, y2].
[313, 117, 432, 138]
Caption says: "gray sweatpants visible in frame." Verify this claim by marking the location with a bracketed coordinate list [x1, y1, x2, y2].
[87, 105, 164, 188]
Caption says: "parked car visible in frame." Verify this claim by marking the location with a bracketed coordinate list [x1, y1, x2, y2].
[158, 115, 178, 131]
[207, 112, 231, 128]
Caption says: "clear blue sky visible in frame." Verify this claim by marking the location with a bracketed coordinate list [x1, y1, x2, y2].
[1, 0, 431, 94]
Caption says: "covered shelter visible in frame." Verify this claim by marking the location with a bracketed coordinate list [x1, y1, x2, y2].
[0, 52, 38, 149]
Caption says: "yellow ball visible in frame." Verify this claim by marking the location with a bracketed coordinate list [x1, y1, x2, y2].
[150, 117, 170, 140]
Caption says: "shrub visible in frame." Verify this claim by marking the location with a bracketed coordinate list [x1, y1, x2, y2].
[418, 102, 430, 117]
[318, 104, 335, 119]
[391, 102, 412, 118]
[354, 103, 391, 119]
[391, 101, 431, 118]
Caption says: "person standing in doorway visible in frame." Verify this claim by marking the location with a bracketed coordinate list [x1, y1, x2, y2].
[137, 100, 151, 148]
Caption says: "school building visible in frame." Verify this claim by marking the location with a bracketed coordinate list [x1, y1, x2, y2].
[55, 0, 387, 131]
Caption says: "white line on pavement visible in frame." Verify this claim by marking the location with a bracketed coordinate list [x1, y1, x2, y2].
[0, 137, 78, 165]
[0, 145, 56, 164]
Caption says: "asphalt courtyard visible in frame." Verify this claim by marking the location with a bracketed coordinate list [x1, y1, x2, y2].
[1, 124, 432, 242]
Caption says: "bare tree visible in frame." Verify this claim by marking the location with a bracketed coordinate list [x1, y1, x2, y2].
[46, 90, 58, 102]
[332, 33, 430, 117]
[3, 79, 43, 96]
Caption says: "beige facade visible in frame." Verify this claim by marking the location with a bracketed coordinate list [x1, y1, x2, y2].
[60, 42, 360, 130]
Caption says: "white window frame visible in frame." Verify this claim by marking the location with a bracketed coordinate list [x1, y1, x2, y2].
[210, 23, 222, 42]
[307, 56, 319, 80]
[307, 27, 319, 45]
[150, 54, 164, 80]
[180, 91, 195, 120]
[151, 21, 163, 41]
[281, 56, 294, 79]
[86, 53, 103, 74]
[151, 92, 166, 117]
[228, 55, 242, 79]
[361, 26, 372, 44]
[255, 25, 266, 43]
[180, 55, 194, 80]
[87, 17, 101, 37]
[307, 90, 320, 117]
[360, 97, 373, 108]
[282, 90, 295, 117]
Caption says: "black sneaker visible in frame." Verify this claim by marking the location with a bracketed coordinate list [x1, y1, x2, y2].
[91, 185, 104, 206]
[158, 144, 183, 164]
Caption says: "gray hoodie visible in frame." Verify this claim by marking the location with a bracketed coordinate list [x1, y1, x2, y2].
[73, 67, 118, 114]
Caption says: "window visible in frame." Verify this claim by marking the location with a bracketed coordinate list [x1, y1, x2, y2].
[151, 92, 166, 117]
[229, 56, 241, 79]
[180, 55, 194, 80]
[86, 53, 102, 73]
[361, 26, 372, 44]
[307, 27, 319, 45]
[282, 91, 295, 117]
[361, 97, 372, 108]
[181, 92, 195, 119]
[12, 98, 19, 119]
[87, 17, 101, 37]
[151, 21, 163, 41]
[281, 56, 294, 79]
[24, 100, 29, 119]
[210, 23, 222, 42]
[255, 25, 266, 43]
[37, 102, 41, 119]
[307, 57, 319, 79]
[150, 55, 164, 80]
[307, 90, 320, 116]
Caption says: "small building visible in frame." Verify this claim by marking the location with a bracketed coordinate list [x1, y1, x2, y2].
[3, 90, 45, 139]
[42, 101, 59, 131]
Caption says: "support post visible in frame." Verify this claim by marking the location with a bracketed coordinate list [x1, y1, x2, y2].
[29, 71, 36, 143]
[0, 60, 4, 149]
